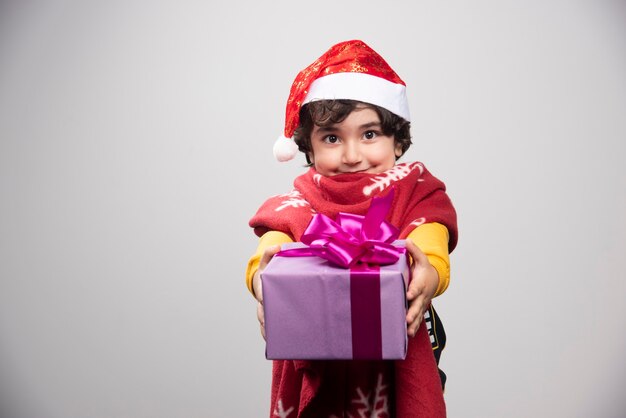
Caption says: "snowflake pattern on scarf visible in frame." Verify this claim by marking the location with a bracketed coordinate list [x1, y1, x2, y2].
[362, 162, 423, 196]
[274, 190, 315, 213]
[273, 399, 294, 418]
[329, 373, 390, 418]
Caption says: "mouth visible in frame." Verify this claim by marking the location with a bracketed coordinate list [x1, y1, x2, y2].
[339, 168, 370, 174]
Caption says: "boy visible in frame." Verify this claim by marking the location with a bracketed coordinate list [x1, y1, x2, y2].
[247, 40, 457, 417]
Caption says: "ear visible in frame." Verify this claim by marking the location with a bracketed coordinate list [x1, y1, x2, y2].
[307, 152, 315, 165]
[394, 142, 403, 158]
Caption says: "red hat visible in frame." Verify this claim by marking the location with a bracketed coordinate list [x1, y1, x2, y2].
[274, 40, 410, 162]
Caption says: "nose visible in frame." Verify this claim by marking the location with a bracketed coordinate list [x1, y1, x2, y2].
[342, 140, 362, 166]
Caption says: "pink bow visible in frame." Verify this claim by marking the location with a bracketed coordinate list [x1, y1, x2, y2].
[278, 188, 404, 267]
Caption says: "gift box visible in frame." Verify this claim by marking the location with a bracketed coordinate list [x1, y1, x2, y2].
[262, 239, 410, 360]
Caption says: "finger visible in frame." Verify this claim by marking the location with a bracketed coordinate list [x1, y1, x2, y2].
[406, 296, 425, 325]
[253, 272, 264, 304]
[254, 245, 281, 304]
[257, 302, 265, 327]
[406, 275, 423, 301]
[405, 238, 427, 266]
[407, 312, 423, 337]
[259, 244, 282, 269]
[258, 303, 266, 340]
[406, 292, 428, 337]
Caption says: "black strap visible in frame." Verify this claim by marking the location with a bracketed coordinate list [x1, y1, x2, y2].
[424, 305, 447, 389]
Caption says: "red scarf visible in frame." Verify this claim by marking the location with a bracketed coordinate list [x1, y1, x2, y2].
[250, 162, 457, 418]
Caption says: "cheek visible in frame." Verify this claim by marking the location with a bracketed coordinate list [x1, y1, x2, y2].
[319, 152, 340, 167]
[368, 143, 397, 165]
[311, 148, 340, 170]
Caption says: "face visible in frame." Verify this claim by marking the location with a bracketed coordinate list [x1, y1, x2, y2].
[308, 107, 403, 177]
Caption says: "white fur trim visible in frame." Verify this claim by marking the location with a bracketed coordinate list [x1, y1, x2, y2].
[303, 72, 410, 121]
[273, 135, 299, 162]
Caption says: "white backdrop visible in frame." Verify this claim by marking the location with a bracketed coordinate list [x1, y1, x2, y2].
[1, 1, 625, 417]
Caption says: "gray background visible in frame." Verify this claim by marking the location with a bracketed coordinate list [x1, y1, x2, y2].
[1, 1, 625, 417]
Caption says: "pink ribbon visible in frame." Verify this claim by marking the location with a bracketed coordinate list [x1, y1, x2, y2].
[350, 264, 382, 359]
[277, 188, 404, 267]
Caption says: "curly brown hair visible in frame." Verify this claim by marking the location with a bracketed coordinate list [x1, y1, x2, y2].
[293, 100, 412, 165]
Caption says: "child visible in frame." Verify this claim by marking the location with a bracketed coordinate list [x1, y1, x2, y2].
[246, 40, 458, 418]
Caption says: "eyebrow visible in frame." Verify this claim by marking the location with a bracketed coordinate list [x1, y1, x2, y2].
[313, 126, 337, 134]
[359, 121, 382, 130]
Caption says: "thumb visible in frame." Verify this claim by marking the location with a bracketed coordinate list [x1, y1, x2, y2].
[405, 238, 427, 267]
[259, 244, 282, 269]
[405, 239, 426, 299]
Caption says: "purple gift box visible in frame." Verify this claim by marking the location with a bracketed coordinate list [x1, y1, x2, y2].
[262, 241, 409, 360]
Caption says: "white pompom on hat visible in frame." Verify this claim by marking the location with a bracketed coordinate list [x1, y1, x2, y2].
[273, 135, 299, 162]
[275, 40, 410, 162]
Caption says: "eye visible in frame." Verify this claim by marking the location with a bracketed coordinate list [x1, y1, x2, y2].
[363, 131, 377, 140]
[323, 135, 339, 144]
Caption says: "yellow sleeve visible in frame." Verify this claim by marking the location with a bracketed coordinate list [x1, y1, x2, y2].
[245, 231, 294, 296]
[407, 222, 450, 297]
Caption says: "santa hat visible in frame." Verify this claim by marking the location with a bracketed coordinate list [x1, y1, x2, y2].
[273, 40, 411, 162]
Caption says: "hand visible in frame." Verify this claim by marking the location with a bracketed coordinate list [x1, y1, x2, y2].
[252, 244, 282, 340]
[405, 239, 439, 337]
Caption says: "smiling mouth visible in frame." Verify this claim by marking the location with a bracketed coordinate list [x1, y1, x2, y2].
[341, 167, 372, 174]
[340, 169, 369, 174]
